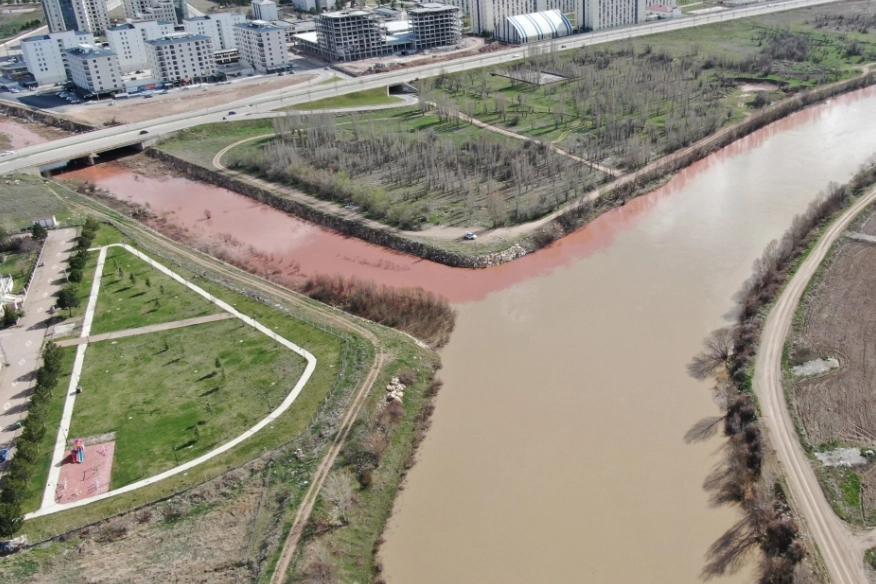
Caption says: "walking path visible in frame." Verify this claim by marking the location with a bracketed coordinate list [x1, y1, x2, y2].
[0, 229, 76, 452]
[753, 186, 876, 584]
[54, 313, 234, 347]
[27, 243, 316, 519]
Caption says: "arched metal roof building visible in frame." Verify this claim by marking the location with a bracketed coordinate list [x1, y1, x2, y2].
[496, 9, 573, 45]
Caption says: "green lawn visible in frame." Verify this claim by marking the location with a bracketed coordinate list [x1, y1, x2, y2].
[0, 7, 44, 41]
[288, 87, 402, 110]
[70, 318, 307, 488]
[0, 176, 71, 232]
[89, 245, 223, 335]
[0, 251, 37, 294]
[158, 120, 275, 168]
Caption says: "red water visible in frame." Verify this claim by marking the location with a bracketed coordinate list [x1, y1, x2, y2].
[63, 85, 876, 304]
[0, 118, 49, 149]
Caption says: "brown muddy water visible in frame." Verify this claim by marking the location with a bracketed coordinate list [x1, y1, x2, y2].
[53, 85, 876, 582]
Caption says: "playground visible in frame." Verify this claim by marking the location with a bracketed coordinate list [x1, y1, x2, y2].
[55, 440, 115, 505]
[29, 242, 316, 518]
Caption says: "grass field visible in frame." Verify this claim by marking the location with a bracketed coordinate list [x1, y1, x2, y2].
[0, 177, 71, 232]
[0, 6, 44, 41]
[89, 245, 223, 335]
[70, 318, 306, 488]
[288, 87, 403, 110]
[0, 251, 37, 294]
[158, 119, 275, 168]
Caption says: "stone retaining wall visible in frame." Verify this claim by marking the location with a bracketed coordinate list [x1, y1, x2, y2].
[0, 101, 97, 134]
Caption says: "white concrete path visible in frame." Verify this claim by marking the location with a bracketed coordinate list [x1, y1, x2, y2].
[27, 244, 316, 519]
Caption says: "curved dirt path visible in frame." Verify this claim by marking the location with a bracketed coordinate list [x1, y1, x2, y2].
[753, 185, 876, 584]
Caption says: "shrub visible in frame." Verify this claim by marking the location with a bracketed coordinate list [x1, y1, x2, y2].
[68, 269, 83, 283]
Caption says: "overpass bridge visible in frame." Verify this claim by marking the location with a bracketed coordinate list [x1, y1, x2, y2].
[0, 0, 841, 177]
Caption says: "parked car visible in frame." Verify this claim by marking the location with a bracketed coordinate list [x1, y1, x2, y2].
[464, 232, 477, 240]
[1, 150, 15, 157]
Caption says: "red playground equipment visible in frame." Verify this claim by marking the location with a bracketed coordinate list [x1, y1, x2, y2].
[71, 439, 86, 464]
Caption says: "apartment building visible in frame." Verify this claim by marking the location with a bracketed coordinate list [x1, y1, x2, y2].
[106, 21, 174, 72]
[251, 0, 279, 22]
[65, 44, 124, 95]
[145, 33, 216, 83]
[233, 20, 289, 73]
[123, 0, 179, 23]
[21, 30, 94, 86]
[409, 2, 461, 49]
[469, 0, 578, 34]
[579, 0, 644, 31]
[42, 0, 110, 35]
[184, 13, 245, 51]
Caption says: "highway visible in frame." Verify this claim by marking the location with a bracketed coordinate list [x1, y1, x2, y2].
[0, 0, 844, 175]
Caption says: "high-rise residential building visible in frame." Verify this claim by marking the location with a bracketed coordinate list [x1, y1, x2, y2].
[21, 30, 94, 86]
[123, 0, 179, 24]
[174, 0, 188, 23]
[409, 3, 461, 49]
[42, 0, 110, 35]
[579, 0, 644, 30]
[145, 33, 216, 83]
[251, 0, 279, 22]
[106, 20, 175, 72]
[65, 44, 124, 95]
[184, 13, 245, 51]
[233, 20, 289, 73]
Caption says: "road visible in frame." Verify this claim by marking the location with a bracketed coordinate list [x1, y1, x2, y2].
[753, 187, 876, 584]
[0, 0, 844, 176]
[0, 228, 76, 453]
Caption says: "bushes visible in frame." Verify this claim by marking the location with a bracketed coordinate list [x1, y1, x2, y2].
[302, 274, 456, 348]
[0, 342, 65, 537]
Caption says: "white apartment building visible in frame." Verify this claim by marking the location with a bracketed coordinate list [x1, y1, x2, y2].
[145, 33, 216, 83]
[21, 30, 94, 86]
[42, 0, 110, 35]
[233, 20, 289, 73]
[123, 0, 179, 23]
[183, 13, 245, 51]
[65, 44, 124, 95]
[106, 20, 175, 73]
[251, 0, 279, 22]
[579, 0, 644, 30]
[470, 0, 577, 34]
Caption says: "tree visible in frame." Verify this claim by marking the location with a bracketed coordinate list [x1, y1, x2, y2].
[31, 223, 47, 241]
[1, 306, 21, 328]
[56, 285, 80, 315]
[68, 255, 86, 270]
[68, 269, 83, 283]
[0, 502, 23, 537]
[688, 328, 734, 380]
[486, 192, 508, 227]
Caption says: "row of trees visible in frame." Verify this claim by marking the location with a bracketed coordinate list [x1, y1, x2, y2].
[0, 342, 65, 536]
[688, 157, 876, 583]
[228, 114, 605, 229]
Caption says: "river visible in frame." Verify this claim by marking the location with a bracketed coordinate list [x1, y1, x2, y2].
[46, 84, 876, 581]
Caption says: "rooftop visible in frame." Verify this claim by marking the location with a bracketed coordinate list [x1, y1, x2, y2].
[234, 19, 283, 30]
[22, 30, 91, 43]
[320, 10, 372, 18]
[145, 33, 212, 46]
[410, 2, 458, 12]
[65, 44, 118, 58]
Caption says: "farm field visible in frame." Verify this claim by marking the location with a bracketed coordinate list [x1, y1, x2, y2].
[786, 203, 876, 527]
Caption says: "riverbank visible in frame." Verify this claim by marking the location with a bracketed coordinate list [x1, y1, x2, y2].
[150, 68, 876, 269]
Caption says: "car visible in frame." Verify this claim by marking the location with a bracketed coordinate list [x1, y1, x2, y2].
[227, 111, 236, 115]
[139, 130, 149, 135]
[0, 448, 8, 463]
[8, 88, 19, 93]
[560, 44, 567, 48]
[512, 53, 521, 58]
[464, 232, 477, 240]
[1, 150, 14, 157]
[143, 94, 153, 98]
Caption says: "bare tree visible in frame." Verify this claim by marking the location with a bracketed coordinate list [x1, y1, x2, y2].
[688, 327, 734, 380]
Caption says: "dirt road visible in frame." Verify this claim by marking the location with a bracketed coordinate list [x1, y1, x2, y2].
[753, 186, 876, 584]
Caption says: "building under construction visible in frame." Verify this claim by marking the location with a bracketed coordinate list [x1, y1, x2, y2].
[297, 3, 462, 62]
[314, 10, 388, 62]
[409, 3, 461, 50]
